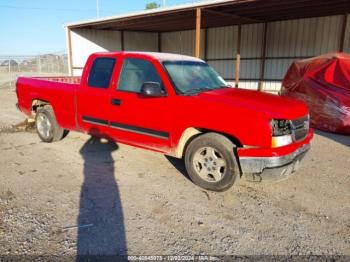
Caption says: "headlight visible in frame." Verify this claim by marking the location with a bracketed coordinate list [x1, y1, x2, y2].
[270, 119, 292, 136]
[270, 119, 293, 147]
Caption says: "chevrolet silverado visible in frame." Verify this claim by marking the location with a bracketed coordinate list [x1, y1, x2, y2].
[16, 52, 313, 191]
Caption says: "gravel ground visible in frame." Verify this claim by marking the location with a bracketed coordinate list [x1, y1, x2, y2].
[0, 87, 349, 256]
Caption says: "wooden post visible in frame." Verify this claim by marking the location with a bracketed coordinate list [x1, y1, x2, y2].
[235, 25, 242, 88]
[258, 23, 268, 92]
[121, 30, 125, 51]
[195, 8, 201, 58]
[339, 14, 348, 52]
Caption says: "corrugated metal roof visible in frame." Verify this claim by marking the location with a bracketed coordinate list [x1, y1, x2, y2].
[65, 0, 234, 28]
[65, 0, 350, 32]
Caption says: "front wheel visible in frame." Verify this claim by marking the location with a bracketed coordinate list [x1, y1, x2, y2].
[184, 133, 239, 192]
[35, 105, 65, 143]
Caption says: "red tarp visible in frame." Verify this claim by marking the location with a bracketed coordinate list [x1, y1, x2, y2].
[281, 53, 350, 135]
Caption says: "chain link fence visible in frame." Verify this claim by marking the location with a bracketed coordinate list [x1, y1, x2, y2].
[0, 54, 68, 90]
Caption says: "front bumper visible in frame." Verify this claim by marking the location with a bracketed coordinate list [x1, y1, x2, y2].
[239, 143, 310, 182]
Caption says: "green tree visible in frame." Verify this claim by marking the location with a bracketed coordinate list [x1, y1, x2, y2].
[145, 2, 159, 9]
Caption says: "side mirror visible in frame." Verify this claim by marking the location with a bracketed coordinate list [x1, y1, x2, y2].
[141, 82, 166, 97]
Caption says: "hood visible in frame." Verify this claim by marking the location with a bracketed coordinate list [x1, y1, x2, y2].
[196, 88, 309, 120]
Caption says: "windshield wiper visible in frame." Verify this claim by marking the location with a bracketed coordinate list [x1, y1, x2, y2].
[216, 85, 232, 89]
[182, 87, 212, 95]
[180, 85, 231, 96]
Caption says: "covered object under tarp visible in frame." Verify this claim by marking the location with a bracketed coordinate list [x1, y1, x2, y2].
[281, 53, 350, 135]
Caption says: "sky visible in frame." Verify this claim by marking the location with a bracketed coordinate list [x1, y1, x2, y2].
[0, 0, 196, 56]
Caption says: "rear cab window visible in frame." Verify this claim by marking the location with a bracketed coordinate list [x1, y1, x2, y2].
[88, 57, 116, 88]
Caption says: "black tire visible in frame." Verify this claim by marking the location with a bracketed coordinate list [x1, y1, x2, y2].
[35, 105, 65, 143]
[184, 133, 239, 192]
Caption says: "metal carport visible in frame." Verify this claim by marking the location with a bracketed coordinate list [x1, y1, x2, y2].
[65, 0, 350, 92]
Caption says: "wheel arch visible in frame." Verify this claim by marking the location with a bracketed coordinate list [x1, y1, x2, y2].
[31, 99, 50, 115]
[174, 127, 243, 159]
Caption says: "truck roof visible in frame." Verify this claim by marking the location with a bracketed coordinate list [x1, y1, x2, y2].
[94, 51, 204, 62]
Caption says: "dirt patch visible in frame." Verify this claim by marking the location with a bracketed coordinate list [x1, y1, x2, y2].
[0, 190, 16, 201]
[0, 120, 35, 134]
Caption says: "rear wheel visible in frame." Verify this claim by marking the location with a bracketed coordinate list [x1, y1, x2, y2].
[35, 105, 65, 143]
[184, 133, 239, 192]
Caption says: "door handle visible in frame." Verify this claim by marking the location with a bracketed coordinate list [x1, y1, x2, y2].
[111, 98, 122, 106]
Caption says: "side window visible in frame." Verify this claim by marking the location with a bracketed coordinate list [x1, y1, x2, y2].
[88, 57, 116, 88]
[117, 58, 164, 93]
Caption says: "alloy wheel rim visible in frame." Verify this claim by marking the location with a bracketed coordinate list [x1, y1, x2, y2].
[193, 146, 226, 183]
[37, 113, 52, 139]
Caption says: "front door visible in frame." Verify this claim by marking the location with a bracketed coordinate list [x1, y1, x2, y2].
[108, 57, 173, 152]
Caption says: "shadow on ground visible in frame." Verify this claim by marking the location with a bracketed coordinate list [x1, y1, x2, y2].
[77, 135, 127, 258]
[314, 129, 350, 148]
[165, 155, 191, 181]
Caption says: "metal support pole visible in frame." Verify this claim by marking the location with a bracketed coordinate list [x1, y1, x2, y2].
[204, 28, 208, 61]
[38, 56, 41, 74]
[121, 30, 125, 51]
[195, 8, 201, 58]
[158, 32, 162, 52]
[67, 28, 73, 76]
[258, 23, 268, 92]
[96, 0, 100, 18]
[235, 25, 242, 88]
[340, 14, 348, 52]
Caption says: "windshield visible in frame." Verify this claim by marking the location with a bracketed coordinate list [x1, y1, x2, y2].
[162, 60, 229, 95]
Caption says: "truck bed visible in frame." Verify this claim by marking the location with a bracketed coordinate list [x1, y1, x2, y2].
[16, 76, 80, 130]
[30, 76, 81, 85]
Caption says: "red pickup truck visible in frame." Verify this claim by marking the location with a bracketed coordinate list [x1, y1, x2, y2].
[16, 52, 313, 191]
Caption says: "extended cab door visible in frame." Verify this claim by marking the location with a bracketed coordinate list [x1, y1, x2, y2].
[108, 56, 173, 152]
[77, 56, 117, 136]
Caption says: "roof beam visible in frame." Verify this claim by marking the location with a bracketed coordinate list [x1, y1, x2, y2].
[92, 12, 195, 30]
[203, 8, 261, 24]
[222, 0, 350, 17]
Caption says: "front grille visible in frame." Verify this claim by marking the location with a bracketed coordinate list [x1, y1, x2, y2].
[291, 115, 309, 141]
